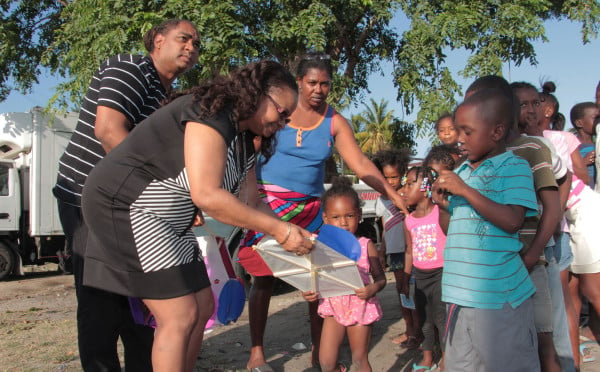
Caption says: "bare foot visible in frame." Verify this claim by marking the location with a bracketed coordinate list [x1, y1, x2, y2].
[391, 333, 408, 344]
[247, 346, 268, 370]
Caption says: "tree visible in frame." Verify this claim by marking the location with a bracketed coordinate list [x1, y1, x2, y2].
[394, 0, 600, 135]
[39, 0, 400, 109]
[1, 0, 598, 128]
[0, 0, 64, 101]
[352, 98, 416, 156]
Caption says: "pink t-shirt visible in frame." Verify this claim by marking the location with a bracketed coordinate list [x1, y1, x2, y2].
[405, 205, 446, 270]
[543, 130, 583, 232]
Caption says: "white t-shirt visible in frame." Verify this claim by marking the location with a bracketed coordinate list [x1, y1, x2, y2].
[374, 197, 406, 254]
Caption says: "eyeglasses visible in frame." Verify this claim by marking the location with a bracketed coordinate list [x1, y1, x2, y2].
[266, 94, 290, 123]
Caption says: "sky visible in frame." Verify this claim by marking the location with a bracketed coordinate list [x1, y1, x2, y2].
[343, 18, 600, 157]
[1, 18, 598, 158]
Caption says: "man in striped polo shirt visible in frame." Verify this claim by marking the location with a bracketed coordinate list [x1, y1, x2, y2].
[54, 19, 199, 371]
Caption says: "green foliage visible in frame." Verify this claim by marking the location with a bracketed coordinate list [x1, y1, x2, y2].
[394, 0, 599, 134]
[0, 0, 598, 132]
[352, 98, 416, 155]
[36, 0, 398, 110]
[0, 0, 63, 101]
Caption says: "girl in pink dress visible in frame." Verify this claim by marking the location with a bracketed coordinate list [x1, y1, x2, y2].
[303, 176, 386, 372]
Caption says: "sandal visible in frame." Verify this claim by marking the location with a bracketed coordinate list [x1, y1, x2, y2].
[580, 341, 596, 363]
[400, 336, 422, 349]
[412, 362, 437, 371]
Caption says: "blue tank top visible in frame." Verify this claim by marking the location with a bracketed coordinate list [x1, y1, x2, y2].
[257, 105, 336, 196]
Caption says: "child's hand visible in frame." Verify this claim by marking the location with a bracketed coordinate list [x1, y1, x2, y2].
[355, 284, 378, 300]
[521, 250, 539, 272]
[378, 251, 386, 270]
[400, 276, 410, 295]
[433, 170, 466, 197]
[390, 189, 409, 215]
[301, 290, 319, 302]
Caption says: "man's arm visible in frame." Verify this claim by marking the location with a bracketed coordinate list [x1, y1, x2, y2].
[94, 106, 133, 153]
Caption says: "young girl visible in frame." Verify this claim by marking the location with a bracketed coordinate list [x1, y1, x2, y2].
[303, 176, 386, 372]
[572, 102, 599, 189]
[434, 113, 464, 165]
[434, 113, 458, 146]
[372, 150, 420, 348]
[400, 166, 449, 371]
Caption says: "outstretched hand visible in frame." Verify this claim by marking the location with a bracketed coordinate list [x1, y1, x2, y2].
[389, 189, 409, 215]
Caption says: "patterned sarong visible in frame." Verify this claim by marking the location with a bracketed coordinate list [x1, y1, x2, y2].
[237, 182, 323, 276]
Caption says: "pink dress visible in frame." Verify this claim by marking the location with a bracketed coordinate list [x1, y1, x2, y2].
[317, 237, 383, 326]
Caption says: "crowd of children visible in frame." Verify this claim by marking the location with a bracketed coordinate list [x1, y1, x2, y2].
[294, 78, 600, 372]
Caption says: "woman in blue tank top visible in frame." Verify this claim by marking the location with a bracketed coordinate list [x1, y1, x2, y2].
[239, 53, 407, 371]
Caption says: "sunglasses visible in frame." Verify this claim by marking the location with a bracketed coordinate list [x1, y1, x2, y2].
[266, 94, 291, 124]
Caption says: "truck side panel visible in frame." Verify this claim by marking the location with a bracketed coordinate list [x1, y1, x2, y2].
[29, 111, 77, 236]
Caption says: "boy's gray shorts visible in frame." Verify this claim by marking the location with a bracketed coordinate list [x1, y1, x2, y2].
[530, 263, 553, 333]
[445, 298, 540, 372]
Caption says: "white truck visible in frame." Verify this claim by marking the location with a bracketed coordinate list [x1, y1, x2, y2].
[0, 108, 77, 280]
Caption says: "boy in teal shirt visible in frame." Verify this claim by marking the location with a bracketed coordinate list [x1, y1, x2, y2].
[433, 88, 540, 371]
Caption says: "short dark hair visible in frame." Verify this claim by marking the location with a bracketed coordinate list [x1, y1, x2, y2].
[458, 88, 514, 139]
[143, 19, 197, 53]
[570, 102, 598, 127]
[466, 75, 517, 129]
[295, 52, 333, 79]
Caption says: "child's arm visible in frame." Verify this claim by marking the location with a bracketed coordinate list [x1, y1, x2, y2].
[438, 207, 450, 235]
[522, 187, 561, 271]
[401, 222, 413, 295]
[355, 240, 386, 300]
[378, 222, 387, 268]
[434, 170, 526, 234]
[301, 291, 319, 303]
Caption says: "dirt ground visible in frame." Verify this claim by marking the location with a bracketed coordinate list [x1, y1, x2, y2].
[1, 265, 600, 372]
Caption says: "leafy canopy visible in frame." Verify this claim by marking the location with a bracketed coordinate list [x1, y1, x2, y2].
[1, 0, 598, 132]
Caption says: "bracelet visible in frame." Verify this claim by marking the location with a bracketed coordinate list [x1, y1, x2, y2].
[279, 222, 292, 245]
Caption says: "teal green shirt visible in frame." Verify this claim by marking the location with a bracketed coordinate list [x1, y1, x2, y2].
[442, 151, 538, 309]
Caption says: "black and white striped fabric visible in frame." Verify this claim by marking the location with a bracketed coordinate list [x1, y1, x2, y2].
[129, 133, 255, 273]
[54, 54, 166, 207]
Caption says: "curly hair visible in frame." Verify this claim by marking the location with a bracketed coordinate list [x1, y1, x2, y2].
[540, 81, 566, 131]
[143, 19, 197, 53]
[372, 149, 411, 175]
[171, 60, 297, 161]
[321, 176, 363, 211]
[423, 144, 459, 170]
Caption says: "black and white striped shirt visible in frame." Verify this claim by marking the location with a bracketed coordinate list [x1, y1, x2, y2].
[54, 54, 167, 206]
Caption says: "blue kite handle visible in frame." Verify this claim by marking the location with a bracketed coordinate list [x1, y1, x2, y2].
[317, 224, 361, 261]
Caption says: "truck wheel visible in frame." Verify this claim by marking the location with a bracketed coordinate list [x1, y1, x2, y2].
[0, 243, 15, 281]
